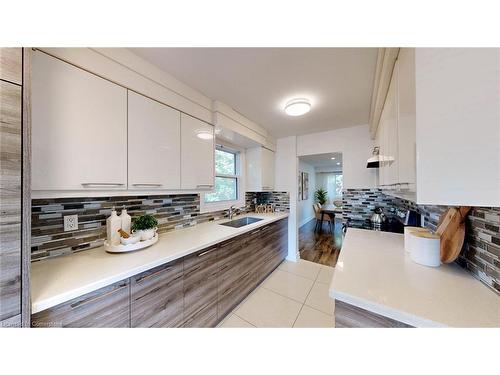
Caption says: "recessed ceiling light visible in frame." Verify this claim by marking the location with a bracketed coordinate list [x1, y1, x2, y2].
[196, 131, 213, 140]
[331, 157, 336, 160]
[337, 162, 341, 165]
[284, 98, 311, 116]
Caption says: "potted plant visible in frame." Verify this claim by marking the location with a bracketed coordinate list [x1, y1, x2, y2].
[314, 188, 328, 206]
[131, 214, 158, 241]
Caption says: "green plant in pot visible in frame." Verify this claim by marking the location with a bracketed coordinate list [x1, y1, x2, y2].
[131, 214, 158, 241]
[314, 188, 328, 206]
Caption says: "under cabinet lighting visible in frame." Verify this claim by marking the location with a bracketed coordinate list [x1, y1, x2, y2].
[196, 131, 214, 140]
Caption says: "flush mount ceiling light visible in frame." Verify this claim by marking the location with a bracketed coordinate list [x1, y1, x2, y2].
[196, 131, 213, 140]
[284, 98, 311, 116]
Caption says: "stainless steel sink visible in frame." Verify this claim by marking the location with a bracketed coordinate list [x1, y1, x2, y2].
[219, 217, 263, 228]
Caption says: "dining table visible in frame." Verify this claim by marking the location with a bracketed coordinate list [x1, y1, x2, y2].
[316, 204, 343, 233]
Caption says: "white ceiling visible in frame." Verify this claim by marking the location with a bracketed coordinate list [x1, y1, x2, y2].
[129, 48, 378, 138]
[300, 152, 343, 170]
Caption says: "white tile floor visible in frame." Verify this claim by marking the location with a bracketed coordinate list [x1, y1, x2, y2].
[218, 259, 335, 328]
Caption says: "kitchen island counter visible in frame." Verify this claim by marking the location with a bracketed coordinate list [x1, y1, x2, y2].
[329, 228, 500, 327]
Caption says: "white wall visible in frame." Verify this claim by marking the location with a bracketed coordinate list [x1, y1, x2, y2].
[275, 136, 299, 262]
[297, 124, 376, 189]
[298, 160, 316, 227]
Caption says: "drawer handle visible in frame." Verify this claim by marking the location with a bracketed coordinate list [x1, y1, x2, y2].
[219, 239, 237, 248]
[135, 265, 173, 283]
[81, 183, 125, 187]
[198, 247, 217, 257]
[196, 184, 214, 188]
[249, 228, 263, 235]
[132, 183, 163, 187]
[70, 282, 128, 309]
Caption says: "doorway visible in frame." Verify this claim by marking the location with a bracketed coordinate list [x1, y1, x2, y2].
[297, 153, 343, 267]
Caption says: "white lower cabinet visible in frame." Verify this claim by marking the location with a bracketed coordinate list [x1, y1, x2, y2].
[128, 91, 181, 190]
[32, 51, 127, 191]
[180, 113, 215, 190]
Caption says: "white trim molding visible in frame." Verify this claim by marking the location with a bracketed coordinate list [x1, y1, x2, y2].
[368, 48, 400, 139]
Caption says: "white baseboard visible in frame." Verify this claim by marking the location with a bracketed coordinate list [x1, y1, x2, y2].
[299, 216, 315, 228]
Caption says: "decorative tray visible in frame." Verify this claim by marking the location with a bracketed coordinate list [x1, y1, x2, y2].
[104, 233, 159, 253]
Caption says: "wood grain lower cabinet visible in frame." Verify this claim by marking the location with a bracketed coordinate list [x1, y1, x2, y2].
[218, 236, 254, 320]
[30, 218, 289, 328]
[0, 48, 22, 84]
[218, 219, 288, 321]
[130, 259, 184, 328]
[183, 245, 219, 327]
[32, 280, 130, 328]
[334, 300, 412, 328]
[0, 79, 22, 325]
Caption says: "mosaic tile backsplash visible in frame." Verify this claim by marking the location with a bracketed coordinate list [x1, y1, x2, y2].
[245, 191, 290, 212]
[342, 188, 499, 294]
[32, 191, 290, 262]
[391, 197, 500, 295]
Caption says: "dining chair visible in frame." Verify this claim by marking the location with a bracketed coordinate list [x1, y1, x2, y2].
[313, 203, 333, 232]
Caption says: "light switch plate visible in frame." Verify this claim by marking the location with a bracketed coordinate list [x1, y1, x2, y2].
[64, 214, 78, 231]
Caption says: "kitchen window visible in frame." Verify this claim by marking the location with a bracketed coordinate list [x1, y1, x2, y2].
[204, 146, 241, 205]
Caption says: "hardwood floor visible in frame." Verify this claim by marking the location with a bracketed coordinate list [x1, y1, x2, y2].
[299, 219, 342, 267]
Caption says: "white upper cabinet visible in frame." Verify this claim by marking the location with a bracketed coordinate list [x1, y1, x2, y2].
[246, 146, 275, 192]
[376, 52, 417, 196]
[377, 60, 399, 188]
[32, 51, 127, 191]
[180, 113, 215, 190]
[128, 91, 181, 190]
[261, 147, 275, 190]
[415, 48, 500, 206]
[385, 61, 399, 186]
[397, 48, 416, 190]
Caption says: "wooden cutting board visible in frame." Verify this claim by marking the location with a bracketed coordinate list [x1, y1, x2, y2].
[435, 207, 471, 263]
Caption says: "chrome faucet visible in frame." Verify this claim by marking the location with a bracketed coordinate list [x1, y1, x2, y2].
[228, 205, 237, 220]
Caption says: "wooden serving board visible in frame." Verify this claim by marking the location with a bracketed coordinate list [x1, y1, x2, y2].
[435, 207, 471, 263]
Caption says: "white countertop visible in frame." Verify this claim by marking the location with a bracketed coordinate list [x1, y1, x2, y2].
[329, 228, 500, 327]
[31, 212, 289, 314]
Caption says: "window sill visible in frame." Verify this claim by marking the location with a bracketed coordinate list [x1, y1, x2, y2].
[199, 198, 245, 214]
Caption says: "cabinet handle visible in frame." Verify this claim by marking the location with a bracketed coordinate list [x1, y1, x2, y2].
[135, 265, 173, 283]
[132, 183, 163, 187]
[81, 183, 125, 187]
[196, 184, 214, 188]
[70, 282, 128, 309]
[197, 247, 218, 257]
[262, 186, 273, 190]
[249, 228, 263, 235]
[219, 239, 237, 248]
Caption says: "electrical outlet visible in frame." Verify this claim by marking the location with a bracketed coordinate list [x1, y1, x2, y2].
[64, 214, 78, 231]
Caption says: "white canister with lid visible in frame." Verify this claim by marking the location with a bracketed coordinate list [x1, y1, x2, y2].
[409, 231, 441, 267]
[404, 226, 428, 252]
